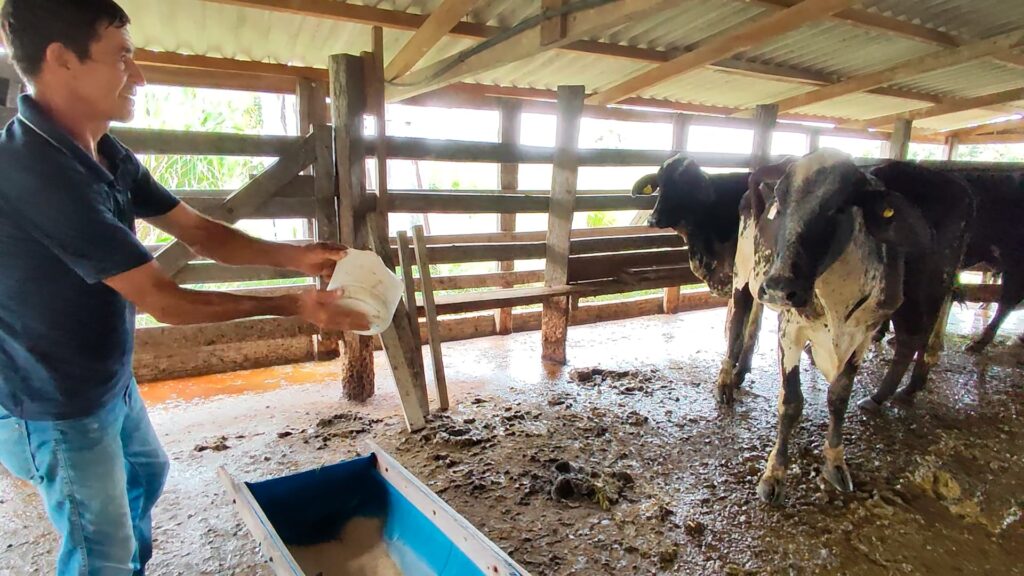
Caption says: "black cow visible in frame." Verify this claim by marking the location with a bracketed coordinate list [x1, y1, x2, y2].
[631, 155, 772, 403]
[951, 170, 1024, 352]
[736, 149, 973, 503]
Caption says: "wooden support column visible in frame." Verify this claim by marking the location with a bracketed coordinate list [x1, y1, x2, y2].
[808, 129, 821, 153]
[889, 118, 912, 160]
[366, 27, 391, 238]
[944, 135, 960, 161]
[396, 231, 429, 405]
[541, 85, 584, 364]
[751, 104, 778, 168]
[296, 79, 327, 136]
[496, 99, 521, 335]
[329, 54, 376, 402]
[662, 113, 691, 314]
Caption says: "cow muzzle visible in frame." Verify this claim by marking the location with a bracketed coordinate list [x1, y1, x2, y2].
[759, 274, 811, 308]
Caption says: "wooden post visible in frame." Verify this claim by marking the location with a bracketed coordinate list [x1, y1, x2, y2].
[541, 85, 585, 365]
[367, 27, 391, 239]
[412, 225, 450, 411]
[889, 118, 912, 160]
[496, 99, 521, 335]
[396, 230, 429, 404]
[312, 125, 341, 360]
[944, 135, 960, 161]
[751, 104, 778, 169]
[808, 129, 821, 153]
[662, 113, 691, 314]
[296, 79, 327, 137]
[329, 54, 375, 402]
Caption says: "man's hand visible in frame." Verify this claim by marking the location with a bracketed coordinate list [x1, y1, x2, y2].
[294, 242, 350, 281]
[296, 288, 372, 332]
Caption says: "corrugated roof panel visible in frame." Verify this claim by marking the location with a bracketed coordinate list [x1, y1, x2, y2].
[737, 21, 941, 78]
[916, 108, 1019, 131]
[861, 0, 1024, 41]
[891, 60, 1024, 99]
[467, 50, 650, 93]
[592, 0, 769, 53]
[791, 92, 929, 119]
[637, 68, 811, 108]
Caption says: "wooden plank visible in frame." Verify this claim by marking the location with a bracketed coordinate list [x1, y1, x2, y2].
[414, 270, 544, 292]
[175, 262, 305, 284]
[542, 86, 584, 364]
[330, 53, 378, 405]
[586, 0, 857, 105]
[751, 104, 779, 168]
[157, 135, 317, 277]
[385, 0, 480, 81]
[386, 192, 658, 213]
[411, 225, 449, 411]
[396, 231, 428, 403]
[944, 136, 959, 161]
[497, 99, 521, 335]
[849, 87, 1024, 130]
[135, 316, 316, 350]
[392, 226, 666, 247]
[183, 196, 315, 219]
[385, 0, 680, 101]
[889, 118, 913, 160]
[568, 248, 691, 283]
[368, 29, 391, 241]
[111, 127, 301, 156]
[951, 117, 1024, 138]
[959, 132, 1024, 145]
[771, 30, 1024, 114]
[311, 125, 340, 360]
[541, 0, 568, 46]
[174, 175, 314, 200]
[423, 286, 574, 317]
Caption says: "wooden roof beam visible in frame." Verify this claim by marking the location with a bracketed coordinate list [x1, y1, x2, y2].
[384, 0, 682, 102]
[947, 116, 1024, 138]
[842, 87, 1024, 129]
[766, 29, 1024, 114]
[585, 0, 858, 106]
[384, 0, 480, 82]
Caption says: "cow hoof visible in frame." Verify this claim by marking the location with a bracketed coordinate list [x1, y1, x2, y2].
[857, 396, 882, 412]
[715, 385, 736, 406]
[965, 340, 987, 354]
[757, 473, 785, 505]
[892, 387, 917, 405]
[823, 463, 854, 493]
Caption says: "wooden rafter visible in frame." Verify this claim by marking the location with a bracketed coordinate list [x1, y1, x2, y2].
[384, 0, 682, 101]
[384, 0, 480, 81]
[586, 0, 857, 106]
[765, 29, 1024, 114]
[842, 87, 1024, 129]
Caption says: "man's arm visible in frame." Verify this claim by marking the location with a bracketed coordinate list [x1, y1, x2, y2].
[147, 203, 344, 278]
[104, 260, 369, 330]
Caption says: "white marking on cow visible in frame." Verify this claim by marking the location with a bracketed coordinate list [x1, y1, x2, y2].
[789, 148, 850, 189]
[662, 153, 684, 170]
[767, 202, 778, 220]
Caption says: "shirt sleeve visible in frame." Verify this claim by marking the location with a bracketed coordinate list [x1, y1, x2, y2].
[1, 170, 154, 284]
[130, 162, 181, 219]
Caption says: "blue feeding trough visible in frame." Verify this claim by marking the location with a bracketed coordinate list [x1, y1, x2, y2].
[218, 442, 529, 576]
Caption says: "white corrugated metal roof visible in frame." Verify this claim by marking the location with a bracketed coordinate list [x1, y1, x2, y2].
[112, 0, 1024, 132]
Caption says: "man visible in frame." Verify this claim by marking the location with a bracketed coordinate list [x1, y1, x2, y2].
[0, 1, 369, 574]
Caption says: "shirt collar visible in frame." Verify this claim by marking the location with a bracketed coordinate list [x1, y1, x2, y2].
[16, 94, 126, 184]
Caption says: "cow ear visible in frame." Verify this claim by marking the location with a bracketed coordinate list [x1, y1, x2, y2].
[631, 173, 660, 197]
[861, 189, 932, 252]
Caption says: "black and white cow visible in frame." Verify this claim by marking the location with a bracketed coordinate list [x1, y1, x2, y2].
[735, 149, 973, 503]
[631, 156, 781, 403]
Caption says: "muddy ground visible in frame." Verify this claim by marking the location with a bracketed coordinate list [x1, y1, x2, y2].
[1, 306, 1023, 576]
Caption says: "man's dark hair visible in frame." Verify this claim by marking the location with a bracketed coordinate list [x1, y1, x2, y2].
[1, 0, 130, 80]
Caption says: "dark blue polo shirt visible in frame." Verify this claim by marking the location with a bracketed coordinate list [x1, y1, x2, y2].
[0, 95, 180, 421]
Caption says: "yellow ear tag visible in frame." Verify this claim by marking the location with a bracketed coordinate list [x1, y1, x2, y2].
[882, 206, 895, 218]
[642, 184, 654, 195]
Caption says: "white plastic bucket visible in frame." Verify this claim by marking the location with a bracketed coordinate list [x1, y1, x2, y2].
[326, 249, 405, 336]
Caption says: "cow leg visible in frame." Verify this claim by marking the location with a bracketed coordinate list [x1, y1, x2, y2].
[872, 319, 890, 344]
[757, 316, 804, 505]
[858, 331, 916, 411]
[823, 358, 859, 493]
[893, 349, 933, 403]
[735, 300, 764, 387]
[716, 285, 755, 405]
[967, 271, 1024, 353]
[926, 294, 953, 363]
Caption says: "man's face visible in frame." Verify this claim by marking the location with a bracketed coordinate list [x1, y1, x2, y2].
[62, 24, 144, 123]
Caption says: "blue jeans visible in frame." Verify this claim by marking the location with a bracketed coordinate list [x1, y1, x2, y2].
[0, 380, 169, 575]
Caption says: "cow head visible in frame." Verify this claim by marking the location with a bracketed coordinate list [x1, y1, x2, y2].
[757, 149, 931, 309]
[631, 154, 727, 291]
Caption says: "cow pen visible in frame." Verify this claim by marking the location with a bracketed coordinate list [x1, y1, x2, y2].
[2, 0, 1024, 574]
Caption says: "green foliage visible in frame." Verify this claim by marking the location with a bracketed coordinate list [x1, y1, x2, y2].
[586, 211, 615, 228]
